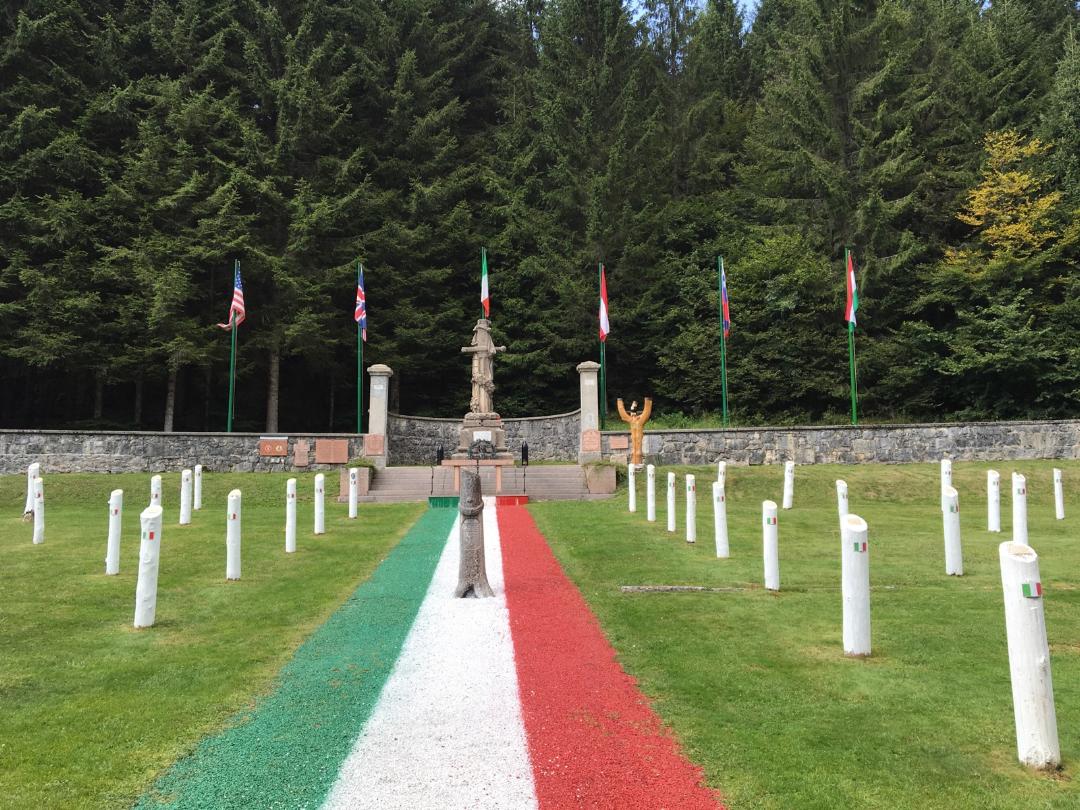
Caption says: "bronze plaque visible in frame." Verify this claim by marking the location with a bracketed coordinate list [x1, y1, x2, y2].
[315, 439, 349, 464]
[259, 438, 288, 457]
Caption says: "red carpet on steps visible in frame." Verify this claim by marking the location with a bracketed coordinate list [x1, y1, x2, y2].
[498, 505, 723, 809]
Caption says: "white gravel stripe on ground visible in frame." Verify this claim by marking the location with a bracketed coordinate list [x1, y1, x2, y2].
[321, 500, 538, 809]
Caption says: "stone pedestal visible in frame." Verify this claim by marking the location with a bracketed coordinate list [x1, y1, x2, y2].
[454, 412, 509, 457]
[577, 361, 602, 464]
[366, 364, 393, 468]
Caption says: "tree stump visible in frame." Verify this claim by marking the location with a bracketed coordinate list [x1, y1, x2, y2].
[455, 470, 494, 598]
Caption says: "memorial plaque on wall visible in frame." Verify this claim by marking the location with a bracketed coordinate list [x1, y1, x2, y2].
[315, 439, 350, 464]
[259, 437, 289, 457]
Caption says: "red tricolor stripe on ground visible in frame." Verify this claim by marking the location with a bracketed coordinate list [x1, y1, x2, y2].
[498, 506, 721, 809]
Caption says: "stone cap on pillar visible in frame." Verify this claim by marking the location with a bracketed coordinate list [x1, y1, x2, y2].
[576, 361, 601, 373]
[367, 363, 394, 377]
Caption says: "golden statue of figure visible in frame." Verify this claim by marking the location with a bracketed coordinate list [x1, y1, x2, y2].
[617, 397, 652, 466]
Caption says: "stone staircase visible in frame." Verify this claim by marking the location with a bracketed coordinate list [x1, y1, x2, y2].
[359, 464, 603, 503]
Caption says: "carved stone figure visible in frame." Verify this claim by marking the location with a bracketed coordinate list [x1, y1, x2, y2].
[461, 319, 506, 417]
[455, 470, 494, 598]
[617, 397, 653, 466]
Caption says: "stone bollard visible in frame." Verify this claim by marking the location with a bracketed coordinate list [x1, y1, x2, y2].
[193, 465, 203, 511]
[666, 472, 676, 533]
[763, 501, 779, 591]
[717, 460, 726, 485]
[646, 465, 656, 522]
[179, 469, 193, 525]
[314, 473, 326, 535]
[988, 470, 1001, 533]
[943, 486, 963, 576]
[782, 461, 795, 510]
[940, 458, 952, 511]
[134, 505, 163, 628]
[1053, 469, 1064, 521]
[32, 477, 45, 544]
[226, 489, 241, 580]
[713, 480, 729, 558]
[628, 464, 637, 513]
[150, 475, 162, 508]
[349, 468, 359, 520]
[999, 540, 1060, 769]
[1012, 473, 1028, 545]
[285, 478, 297, 553]
[685, 475, 696, 544]
[455, 470, 494, 598]
[106, 489, 123, 575]
[24, 462, 40, 518]
[842, 514, 871, 656]
[836, 479, 849, 537]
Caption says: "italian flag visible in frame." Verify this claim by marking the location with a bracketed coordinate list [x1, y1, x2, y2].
[599, 264, 610, 341]
[845, 250, 859, 327]
[480, 247, 490, 318]
[139, 503, 720, 809]
[1022, 581, 1043, 598]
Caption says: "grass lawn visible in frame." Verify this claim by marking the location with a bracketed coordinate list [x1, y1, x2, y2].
[530, 459, 1080, 809]
[0, 471, 423, 809]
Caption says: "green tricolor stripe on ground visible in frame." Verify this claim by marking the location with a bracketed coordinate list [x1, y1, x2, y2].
[137, 506, 456, 809]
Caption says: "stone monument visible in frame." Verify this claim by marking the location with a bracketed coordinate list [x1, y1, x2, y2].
[617, 397, 653, 466]
[454, 318, 511, 458]
[455, 470, 494, 598]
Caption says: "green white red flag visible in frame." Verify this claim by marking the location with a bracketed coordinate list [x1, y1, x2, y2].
[845, 251, 859, 326]
[480, 247, 490, 318]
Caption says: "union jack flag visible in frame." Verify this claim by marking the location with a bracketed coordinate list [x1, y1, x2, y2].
[217, 261, 246, 329]
[354, 264, 367, 341]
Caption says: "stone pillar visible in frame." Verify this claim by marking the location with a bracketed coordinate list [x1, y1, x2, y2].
[577, 361, 601, 464]
[366, 364, 393, 468]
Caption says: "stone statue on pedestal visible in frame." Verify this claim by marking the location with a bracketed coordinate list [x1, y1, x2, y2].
[617, 397, 653, 466]
[454, 319, 511, 457]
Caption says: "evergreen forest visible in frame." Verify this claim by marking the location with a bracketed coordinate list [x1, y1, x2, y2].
[1, 0, 1078, 432]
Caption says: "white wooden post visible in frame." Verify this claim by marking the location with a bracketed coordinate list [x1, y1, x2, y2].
[193, 464, 203, 511]
[150, 474, 162, 508]
[628, 464, 637, 513]
[999, 540, 1060, 769]
[666, 472, 676, 533]
[1013, 473, 1028, 545]
[133, 505, 163, 628]
[685, 474, 696, 544]
[646, 465, 656, 522]
[940, 458, 952, 511]
[782, 461, 795, 509]
[713, 480, 729, 558]
[988, 470, 1001, 533]
[179, 469, 193, 525]
[943, 486, 963, 576]
[717, 460, 726, 485]
[24, 462, 40, 516]
[841, 514, 871, 656]
[106, 489, 122, 575]
[285, 478, 297, 553]
[348, 468, 359, 520]
[762, 500, 779, 591]
[1053, 469, 1064, 521]
[836, 479, 849, 536]
[226, 489, 241, 581]
[32, 477, 44, 544]
[314, 473, 326, 535]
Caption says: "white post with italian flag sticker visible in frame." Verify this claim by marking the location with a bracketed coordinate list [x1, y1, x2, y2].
[685, 475, 696, 544]
[717, 460, 726, 485]
[998, 540, 1060, 769]
[628, 463, 636, 513]
[285, 478, 297, 553]
[988, 470, 1001, 533]
[226, 489, 241, 581]
[24, 462, 40, 517]
[666, 472, 676, 533]
[134, 505, 163, 628]
[314, 473, 326, 535]
[150, 474, 162, 508]
[836, 479, 848, 536]
[841, 514, 871, 656]
[349, 468, 359, 520]
[763, 500, 779, 591]
[782, 461, 795, 510]
[940, 458, 952, 511]
[32, 477, 44, 544]
[1053, 469, 1064, 521]
[646, 465, 656, 522]
[1013, 473, 1028, 545]
[943, 486, 963, 576]
[105, 489, 123, 575]
[193, 464, 203, 511]
[713, 480, 729, 558]
[179, 469, 193, 525]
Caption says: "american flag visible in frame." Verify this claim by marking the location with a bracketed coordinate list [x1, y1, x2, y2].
[217, 261, 246, 329]
[354, 264, 367, 341]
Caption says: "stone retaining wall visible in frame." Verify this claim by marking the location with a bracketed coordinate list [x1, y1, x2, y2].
[602, 420, 1080, 466]
[386, 410, 581, 465]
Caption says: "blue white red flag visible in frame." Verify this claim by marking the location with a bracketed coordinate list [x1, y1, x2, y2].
[720, 259, 731, 338]
[354, 265, 367, 341]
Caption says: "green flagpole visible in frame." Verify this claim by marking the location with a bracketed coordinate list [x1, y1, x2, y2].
[719, 257, 729, 427]
[846, 247, 858, 425]
[226, 258, 239, 433]
[357, 261, 364, 435]
[598, 262, 607, 430]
